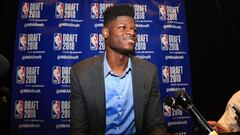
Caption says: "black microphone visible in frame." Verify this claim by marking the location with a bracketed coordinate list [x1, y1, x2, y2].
[163, 96, 187, 113]
[175, 91, 218, 135]
[0, 54, 10, 79]
[163, 96, 177, 108]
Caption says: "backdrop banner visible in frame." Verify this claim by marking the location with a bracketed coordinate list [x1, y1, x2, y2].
[11, 0, 193, 134]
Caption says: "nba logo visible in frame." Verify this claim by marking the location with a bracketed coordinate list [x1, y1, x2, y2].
[91, 3, 99, 19]
[15, 100, 24, 119]
[162, 66, 169, 83]
[53, 33, 62, 50]
[163, 104, 172, 117]
[90, 33, 98, 50]
[52, 66, 61, 84]
[21, 2, 29, 19]
[159, 4, 167, 20]
[52, 100, 61, 119]
[55, 2, 64, 18]
[160, 34, 168, 51]
[19, 34, 27, 51]
[16, 66, 25, 84]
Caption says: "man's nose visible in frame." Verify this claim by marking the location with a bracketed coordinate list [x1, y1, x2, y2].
[126, 28, 136, 36]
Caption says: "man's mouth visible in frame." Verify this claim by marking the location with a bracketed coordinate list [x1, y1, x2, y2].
[124, 36, 136, 44]
[126, 39, 135, 43]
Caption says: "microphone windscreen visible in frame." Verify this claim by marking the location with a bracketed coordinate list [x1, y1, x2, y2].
[163, 96, 176, 107]
[175, 90, 192, 109]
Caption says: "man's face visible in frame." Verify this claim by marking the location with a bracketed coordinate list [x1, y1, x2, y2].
[104, 16, 137, 54]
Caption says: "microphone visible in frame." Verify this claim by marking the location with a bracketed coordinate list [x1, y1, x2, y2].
[163, 91, 218, 135]
[163, 96, 176, 108]
[0, 54, 10, 79]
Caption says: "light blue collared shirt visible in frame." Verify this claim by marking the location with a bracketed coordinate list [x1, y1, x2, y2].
[104, 54, 136, 135]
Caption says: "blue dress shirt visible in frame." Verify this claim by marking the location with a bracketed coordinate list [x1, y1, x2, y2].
[104, 55, 136, 135]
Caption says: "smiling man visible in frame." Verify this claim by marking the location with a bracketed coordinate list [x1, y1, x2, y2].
[70, 4, 167, 135]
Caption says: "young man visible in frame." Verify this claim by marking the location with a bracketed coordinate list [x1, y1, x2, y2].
[208, 90, 240, 133]
[70, 4, 167, 135]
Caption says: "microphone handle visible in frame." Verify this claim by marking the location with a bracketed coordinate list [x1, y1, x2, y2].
[188, 105, 218, 134]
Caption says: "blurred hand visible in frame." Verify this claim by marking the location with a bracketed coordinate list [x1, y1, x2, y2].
[207, 120, 230, 133]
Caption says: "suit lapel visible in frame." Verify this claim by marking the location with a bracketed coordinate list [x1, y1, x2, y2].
[93, 55, 106, 133]
[131, 56, 144, 132]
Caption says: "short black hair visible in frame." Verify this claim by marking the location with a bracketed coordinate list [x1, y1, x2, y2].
[103, 4, 135, 26]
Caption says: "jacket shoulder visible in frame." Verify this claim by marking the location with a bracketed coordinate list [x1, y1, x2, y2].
[71, 55, 103, 73]
[132, 56, 157, 71]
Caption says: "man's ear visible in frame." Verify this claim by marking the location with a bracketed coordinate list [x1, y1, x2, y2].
[102, 27, 109, 39]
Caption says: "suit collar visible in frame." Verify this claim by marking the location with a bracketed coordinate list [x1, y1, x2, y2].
[103, 53, 132, 78]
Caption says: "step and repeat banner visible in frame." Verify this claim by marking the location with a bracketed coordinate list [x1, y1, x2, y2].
[11, 0, 193, 134]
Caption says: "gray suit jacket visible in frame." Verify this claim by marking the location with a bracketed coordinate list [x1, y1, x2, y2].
[70, 55, 167, 135]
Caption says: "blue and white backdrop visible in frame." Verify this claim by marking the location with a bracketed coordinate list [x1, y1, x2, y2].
[11, 0, 193, 134]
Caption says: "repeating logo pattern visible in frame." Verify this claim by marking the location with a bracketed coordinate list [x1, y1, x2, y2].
[52, 66, 61, 84]
[16, 66, 25, 84]
[53, 33, 63, 50]
[159, 4, 167, 20]
[90, 3, 99, 19]
[160, 34, 169, 51]
[21, 3, 29, 19]
[162, 66, 170, 83]
[15, 100, 24, 119]
[55, 2, 64, 18]
[52, 100, 61, 119]
[19, 34, 27, 51]
[90, 33, 98, 50]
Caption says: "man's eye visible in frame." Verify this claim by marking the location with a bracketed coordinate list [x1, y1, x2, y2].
[119, 26, 126, 30]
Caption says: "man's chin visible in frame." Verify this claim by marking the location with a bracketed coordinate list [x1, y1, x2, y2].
[109, 46, 135, 56]
[121, 49, 135, 56]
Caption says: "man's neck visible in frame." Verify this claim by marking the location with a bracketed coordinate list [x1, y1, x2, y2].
[106, 51, 129, 76]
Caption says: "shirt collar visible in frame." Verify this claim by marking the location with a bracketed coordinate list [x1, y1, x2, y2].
[103, 53, 132, 78]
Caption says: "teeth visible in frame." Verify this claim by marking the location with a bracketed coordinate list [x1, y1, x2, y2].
[124, 36, 135, 43]
[126, 39, 134, 43]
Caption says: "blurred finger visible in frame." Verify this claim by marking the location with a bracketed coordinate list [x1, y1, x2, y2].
[208, 120, 218, 126]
